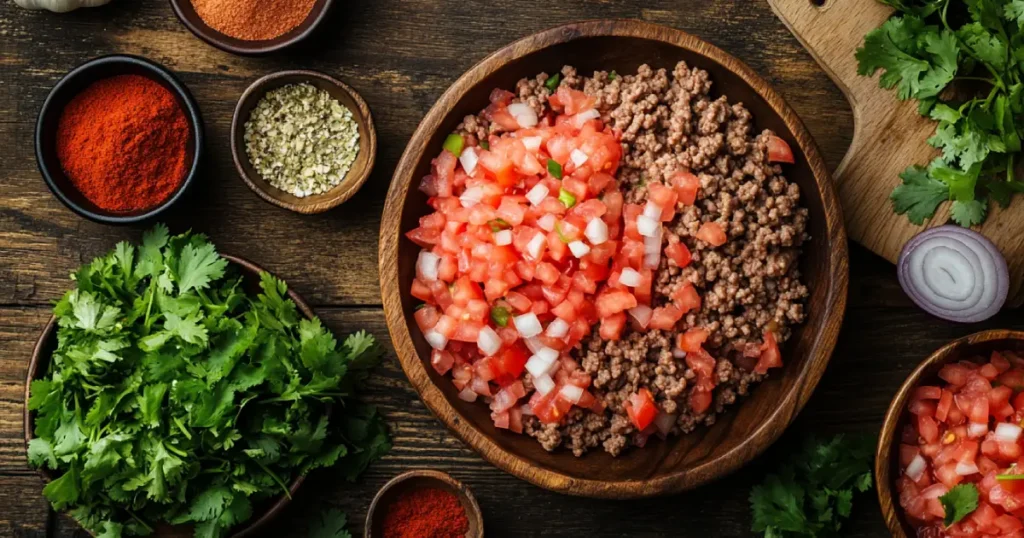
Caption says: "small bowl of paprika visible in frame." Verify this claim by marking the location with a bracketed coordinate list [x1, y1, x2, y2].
[169, 0, 335, 56]
[35, 54, 204, 225]
[366, 470, 483, 538]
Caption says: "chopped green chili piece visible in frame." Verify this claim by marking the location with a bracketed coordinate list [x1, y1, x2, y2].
[488, 218, 511, 232]
[559, 188, 577, 209]
[490, 305, 510, 327]
[414, 303, 426, 311]
[554, 222, 571, 243]
[480, 140, 490, 151]
[997, 474, 1024, 481]
[547, 159, 563, 180]
[443, 133, 464, 157]
[609, 70, 618, 81]
[545, 73, 561, 92]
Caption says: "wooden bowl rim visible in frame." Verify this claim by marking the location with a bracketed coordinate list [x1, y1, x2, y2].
[875, 329, 1024, 538]
[379, 19, 848, 498]
[24, 254, 315, 538]
[167, 0, 335, 56]
[230, 69, 377, 215]
[363, 470, 483, 538]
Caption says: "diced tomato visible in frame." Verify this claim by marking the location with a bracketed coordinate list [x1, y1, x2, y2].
[754, 330, 782, 374]
[766, 135, 795, 164]
[671, 282, 702, 314]
[595, 289, 638, 318]
[624, 388, 658, 430]
[648, 305, 683, 331]
[664, 236, 692, 268]
[671, 170, 700, 206]
[431, 349, 455, 375]
[676, 328, 709, 353]
[599, 312, 627, 341]
[695, 222, 727, 247]
[690, 389, 712, 415]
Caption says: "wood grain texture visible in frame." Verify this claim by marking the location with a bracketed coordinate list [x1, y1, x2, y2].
[231, 70, 377, 214]
[768, 0, 1024, 307]
[875, 330, 1024, 538]
[380, 19, 848, 498]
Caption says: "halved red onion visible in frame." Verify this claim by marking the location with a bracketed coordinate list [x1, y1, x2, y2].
[508, 102, 538, 128]
[905, 453, 927, 481]
[897, 225, 1008, 323]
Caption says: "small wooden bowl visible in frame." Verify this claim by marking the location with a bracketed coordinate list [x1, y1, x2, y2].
[876, 330, 1024, 538]
[24, 255, 315, 538]
[168, 0, 335, 56]
[231, 70, 376, 214]
[365, 470, 483, 538]
[35, 54, 204, 225]
[379, 20, 848, 498]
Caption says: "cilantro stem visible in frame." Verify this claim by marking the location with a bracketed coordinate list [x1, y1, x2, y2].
[250, 457, 292, 499]
[173, 416, 192, 440]
[164, 441, 188, 458]
[941, 0, 1006, 91]
[100, 493, 154, 534]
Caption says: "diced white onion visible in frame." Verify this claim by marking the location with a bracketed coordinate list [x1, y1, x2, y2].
[459, 147, 478, 175]
[459, 186, 483, 208]
[570, 149, 589, 167]
[643, 200, 663, 220]
[477, 326, 501, 356]
[457, 386, 478, 402]
[585, 218, 609, 245]
[995, 422, 1023, 442]
[572, 108, 600, 128]
[520, 403, 535, 416]
[637, 215, 660, 238]
[628, 304, 653, 328]
[968, 422, 988, 438]
[619, 267, 641, 287]
[955, 461, 979, 476]
[672, 348, 687, 359]
[525, 348, 558, 378]
[568, 240, 590, 258]
[559, 384, 584, 404]
[546, 318, 570, 338]
[533, 374, 555, 396]
[514, 312, 543, 338]
[416, 250, 440, 282]
[905, 454, 927, 481]
[494, 229, 512, 246]
[524, 336, 545, 354]
[643, 226, 663, 269]
[522, 136, 542, 152]
[424, 329, 447, 350]
[508, 102, 538, 128]
[525, 232, 546, 260]
[526, 184, 549, 206]
[537, 214, 556, 232]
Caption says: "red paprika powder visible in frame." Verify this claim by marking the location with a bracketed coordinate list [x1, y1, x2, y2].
[382, 487, 469, 538]
[56, 74, 189, 213]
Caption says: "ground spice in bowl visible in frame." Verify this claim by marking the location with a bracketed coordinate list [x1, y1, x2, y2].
[189, 0, 317, 41]
[382, 487, 469, 538]
[56, 74, 189, 213]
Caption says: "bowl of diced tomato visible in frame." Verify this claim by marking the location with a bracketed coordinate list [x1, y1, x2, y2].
[878, 330, 1024, 537]
[379, 20, 848, 498]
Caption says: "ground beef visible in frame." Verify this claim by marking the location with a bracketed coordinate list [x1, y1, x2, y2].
[462, 63, 809, 456]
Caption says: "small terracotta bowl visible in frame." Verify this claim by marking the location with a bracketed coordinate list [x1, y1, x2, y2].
[365, 470, 483, 538]
[25, 255, 314, 538]
[231, 70, 376, 214]
[876, 329, 1024, 537]
[168, 0, 335, 56]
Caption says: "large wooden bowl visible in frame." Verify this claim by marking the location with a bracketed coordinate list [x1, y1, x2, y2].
[24, 255, 314, 537]
[379, 20, 848, 498]
[876, 330, 1024, 538]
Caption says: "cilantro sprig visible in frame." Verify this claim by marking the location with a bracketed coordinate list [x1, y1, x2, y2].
[27, 225, 390, 538]
[857, 0, 1024, 226]
[940, 484, 979, 526]
[750, 434, 875, 537]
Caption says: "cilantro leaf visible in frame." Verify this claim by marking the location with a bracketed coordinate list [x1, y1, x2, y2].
[1007, 0, 1024, 27]
[174, 242, 228, 294]
[308, 508, 353, 538]
[951, 198, 989, 226]
[891, 165, 950, 224]
[940, 484, 980, 526]
[857, 16, 959, 100]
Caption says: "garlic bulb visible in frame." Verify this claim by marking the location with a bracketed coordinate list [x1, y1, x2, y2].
[14, 0, 111, 13]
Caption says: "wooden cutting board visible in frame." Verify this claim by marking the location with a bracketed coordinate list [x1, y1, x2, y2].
[768, 0, 1024, 307]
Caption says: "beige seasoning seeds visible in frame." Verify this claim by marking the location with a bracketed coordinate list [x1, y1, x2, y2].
[244, 83, 360, 198]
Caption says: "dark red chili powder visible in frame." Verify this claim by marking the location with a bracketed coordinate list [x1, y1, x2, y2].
[382, 486, 469, 538]
[56, 74, 190, 213]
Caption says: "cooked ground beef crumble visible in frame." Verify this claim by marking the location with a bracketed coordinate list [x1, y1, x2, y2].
[456, 63, 810, 457]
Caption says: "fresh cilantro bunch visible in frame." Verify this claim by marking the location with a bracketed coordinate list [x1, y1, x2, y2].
[857, 0, 1024, 226]
[27, 225, 390, 538]
[750, 434, 875, 537]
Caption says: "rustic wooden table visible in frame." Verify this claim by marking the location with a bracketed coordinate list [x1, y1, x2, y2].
[1, 1, 1020, 536]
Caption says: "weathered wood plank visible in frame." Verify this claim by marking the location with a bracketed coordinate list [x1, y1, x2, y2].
[0, 475, 50, 538]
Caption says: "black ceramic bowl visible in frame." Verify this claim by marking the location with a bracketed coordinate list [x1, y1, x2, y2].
[35, 55, 204, 225]
[169, 0, 335, 56]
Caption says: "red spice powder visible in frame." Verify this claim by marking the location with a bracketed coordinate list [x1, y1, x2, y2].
[189, 0, 317, 41]
[56, 75, 189, 213]
[382, 486, 469, 538]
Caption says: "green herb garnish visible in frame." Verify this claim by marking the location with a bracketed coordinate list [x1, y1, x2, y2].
[554, 222, 572, 243]
[609, 70, 618, 81]
[488, 218, 511, 232]
[856, 0, 1024, 226]
[308, 508, 353, 538]
[558, 188, 577, 208]
[940, 484, 979, 526]
[26, 225, 391, 537]
[443, 133, 465, 157]
[750, 434, 874, 537]
[480, 140, 490, 151]
[996, 473, 1024, 480]
[548, 159, 563, 179]
[545, 73, 561, 92]
[490, 306, 511, 327]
